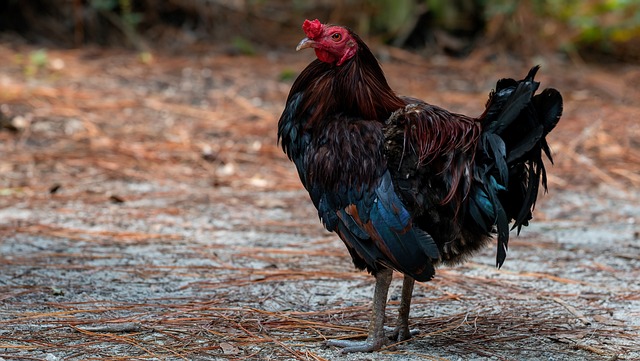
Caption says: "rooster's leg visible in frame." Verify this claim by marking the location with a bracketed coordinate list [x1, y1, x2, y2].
[393, 274, 415, 341]
[326, 268, 393, 353]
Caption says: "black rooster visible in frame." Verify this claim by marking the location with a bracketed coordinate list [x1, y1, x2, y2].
[278, 19, 563, 352]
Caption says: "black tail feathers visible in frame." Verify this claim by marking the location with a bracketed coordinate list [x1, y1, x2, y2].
[533, 87, 563, 132]
[533, 88, 563, 163]
[483, 65, 563, 170]
[479, 66, 563, 268]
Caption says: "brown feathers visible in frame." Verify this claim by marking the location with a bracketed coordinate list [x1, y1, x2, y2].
[278, 22, 562, 278]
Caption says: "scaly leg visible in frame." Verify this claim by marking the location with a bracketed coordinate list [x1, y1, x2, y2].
[327, 268, 393, 353]
[393, 274, 415, 341]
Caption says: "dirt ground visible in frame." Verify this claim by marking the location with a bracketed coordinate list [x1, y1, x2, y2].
[0, 41, 639, 361]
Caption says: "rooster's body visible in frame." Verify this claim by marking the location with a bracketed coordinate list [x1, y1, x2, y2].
[278, 19, 563, 352]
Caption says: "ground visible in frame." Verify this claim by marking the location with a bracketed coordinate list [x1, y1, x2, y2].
[0, 42, 639, 361]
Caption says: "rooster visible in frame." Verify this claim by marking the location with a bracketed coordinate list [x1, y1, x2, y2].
[278, 19, 562, 352]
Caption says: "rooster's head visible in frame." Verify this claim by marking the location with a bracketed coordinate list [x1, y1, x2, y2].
[296, 19, 358, 66]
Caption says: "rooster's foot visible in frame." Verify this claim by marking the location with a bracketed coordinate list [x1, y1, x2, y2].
[326, 337, 390, 353]
[386, 325, 419, 341]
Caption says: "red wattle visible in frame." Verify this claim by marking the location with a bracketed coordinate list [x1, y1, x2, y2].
[314, 49, 337, 65]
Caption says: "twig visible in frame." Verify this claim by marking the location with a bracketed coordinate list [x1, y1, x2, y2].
[76, 322, 143, 333]
[548, 297, 591, 326]
[572, 343, 611, 356]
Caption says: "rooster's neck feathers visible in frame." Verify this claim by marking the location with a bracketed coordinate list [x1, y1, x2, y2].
[292, 34, 405, 130]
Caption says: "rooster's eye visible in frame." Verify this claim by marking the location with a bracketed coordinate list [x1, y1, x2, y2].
[331, 33, 342, 41]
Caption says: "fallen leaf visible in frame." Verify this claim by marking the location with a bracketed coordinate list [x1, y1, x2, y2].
[219, 342, 241, 355]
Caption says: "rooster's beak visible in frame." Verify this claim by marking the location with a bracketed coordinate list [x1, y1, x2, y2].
[296, 38, 315, 51]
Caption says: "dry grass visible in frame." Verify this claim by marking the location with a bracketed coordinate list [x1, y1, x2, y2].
[0, 42, 639, 360]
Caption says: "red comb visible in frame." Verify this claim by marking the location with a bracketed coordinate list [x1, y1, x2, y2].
[302, 19, 323, 39]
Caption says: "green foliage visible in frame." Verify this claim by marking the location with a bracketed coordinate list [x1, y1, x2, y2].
[29, 49, 48, 68]
[367, 0, 639, 57]
[425, 0, 483, 31]
[231, 36, 257, 56]
[138, 51, 154, 65]
[483, 0, 518, 16]
[3, 0, 638, 60]
[485, 0, 640, 51]
[90, 0, 142, 28]
[278, 68, 297, 82]
[90, 0, 118, 11]
[565, 0, 640, 44]
[88, 0, 145, 50]
[24, 49, 48, 77]
[369, 0, 415, 36]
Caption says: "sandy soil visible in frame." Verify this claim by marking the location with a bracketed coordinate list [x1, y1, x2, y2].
[0, 42, 639, 360]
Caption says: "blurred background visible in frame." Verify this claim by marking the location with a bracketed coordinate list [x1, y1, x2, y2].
[1, 1, 640, 360]
[1, 0, 639, 62]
